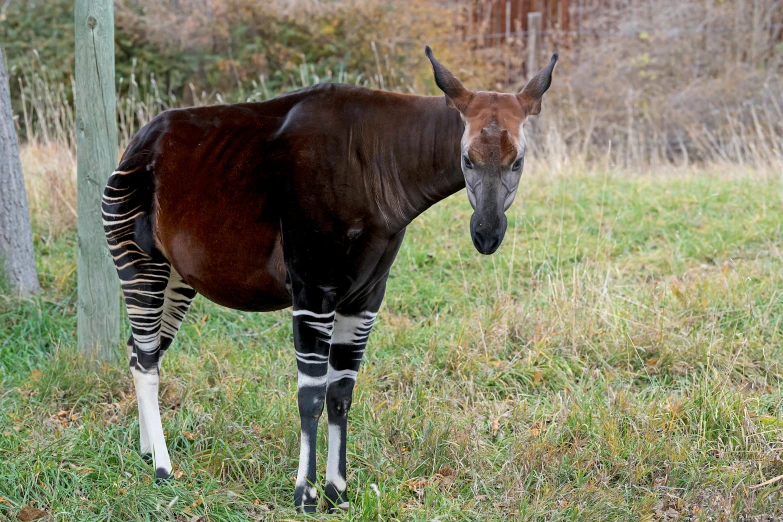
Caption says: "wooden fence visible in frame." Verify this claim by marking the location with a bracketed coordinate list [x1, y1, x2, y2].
[467, 0, 571, 47]
[458, 0, 783, 81]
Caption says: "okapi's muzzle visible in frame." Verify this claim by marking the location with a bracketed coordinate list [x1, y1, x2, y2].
[470, 210, 508, 255]
[467, 176, 513, 254]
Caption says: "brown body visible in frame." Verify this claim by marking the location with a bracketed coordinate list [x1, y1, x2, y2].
[128, 86, 466, 312]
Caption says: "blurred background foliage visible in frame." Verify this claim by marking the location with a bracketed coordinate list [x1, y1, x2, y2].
[1, 0, 782, 166]
[1, 0, 458, 110]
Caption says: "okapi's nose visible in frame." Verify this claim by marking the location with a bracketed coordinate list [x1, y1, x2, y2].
[470, 212, 508, 255]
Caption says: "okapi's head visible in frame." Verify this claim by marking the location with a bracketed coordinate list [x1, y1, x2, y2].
[425, 46, 557, 255]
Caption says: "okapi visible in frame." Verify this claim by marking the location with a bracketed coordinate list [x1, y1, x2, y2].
[102, 47, 557, 512]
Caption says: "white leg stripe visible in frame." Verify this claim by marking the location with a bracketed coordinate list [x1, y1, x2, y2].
[328, 365, 358, 385]
[332, 312, 376, 345]
[293, 309, 335, 319]
[326, 422, 346, 492]
[303, 320, 333, 338]
[296, 351, 329, 365]
[138, 400, 150, 454]
[133, 369, 170, 472]
[295, 431, 316, 500]
[295, 350, 328, 359]
[298, 372, 328, 388]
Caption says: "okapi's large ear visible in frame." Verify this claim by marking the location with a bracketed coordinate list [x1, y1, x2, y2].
[518, 53, 558, 116]
[425, 46, 473, 113]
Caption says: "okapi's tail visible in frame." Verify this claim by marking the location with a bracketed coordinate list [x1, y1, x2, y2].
[102, 153, 158, 262]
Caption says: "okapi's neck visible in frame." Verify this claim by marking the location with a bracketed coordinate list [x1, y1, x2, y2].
[363, 95, 465, 232]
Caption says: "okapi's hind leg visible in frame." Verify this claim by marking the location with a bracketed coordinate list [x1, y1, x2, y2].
[103, 166, 196, 480]
[125, 335, 154, 462]
[120, 252, 172, 480]
[124, 269, 197, 466]
[160, 269, 197, 356]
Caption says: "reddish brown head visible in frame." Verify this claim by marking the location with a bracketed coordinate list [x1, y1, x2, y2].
[425, 46, 558, 254]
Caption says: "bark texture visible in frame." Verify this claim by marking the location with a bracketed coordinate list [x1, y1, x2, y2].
[0, 50, 39, 296]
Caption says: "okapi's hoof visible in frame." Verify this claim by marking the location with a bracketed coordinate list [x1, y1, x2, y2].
[325, 483, 348, 512]
[141, 452, 153, 464]
[294, 486, 318, 513]
[155, 467, 172, 481]
[328, 502, 350, 513]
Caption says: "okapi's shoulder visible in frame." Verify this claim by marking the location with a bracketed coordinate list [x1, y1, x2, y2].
[267, 84, 425, 149]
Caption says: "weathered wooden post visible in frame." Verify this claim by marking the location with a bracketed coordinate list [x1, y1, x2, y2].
[505, 0, 512, 85]
[527, 11, 542, 80]
[75, 0, 120, 359]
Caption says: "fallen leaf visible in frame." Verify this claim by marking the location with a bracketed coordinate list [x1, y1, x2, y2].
[17, 505, 47, 521]
[436, 466, 455, 477]
[435, 466, 456, 485]
[646, 357, 659, 366]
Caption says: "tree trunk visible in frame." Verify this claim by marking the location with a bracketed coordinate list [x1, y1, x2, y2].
[0, 49, 39, 296]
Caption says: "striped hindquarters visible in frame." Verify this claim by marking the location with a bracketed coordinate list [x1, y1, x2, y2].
[102, 163, 196, 369]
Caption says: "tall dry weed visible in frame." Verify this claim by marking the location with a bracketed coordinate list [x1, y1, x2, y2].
[533, 0, 783, 166]
[20, 142, 77, 238]
[15, 57, 77, 238]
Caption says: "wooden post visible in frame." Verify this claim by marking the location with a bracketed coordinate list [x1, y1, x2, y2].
[527, 11, 541, 79]
[505, 0, 512, 84]
[75, 0, 120, 360]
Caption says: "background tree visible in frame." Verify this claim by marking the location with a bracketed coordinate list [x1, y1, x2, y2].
[0, 49, 39, 296]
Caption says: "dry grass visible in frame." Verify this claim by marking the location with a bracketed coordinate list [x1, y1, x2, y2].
[543, 0, 783, 166]
[18, 142, 76, 240]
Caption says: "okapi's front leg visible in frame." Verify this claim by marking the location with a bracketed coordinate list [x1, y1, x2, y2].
[292, 293, 336, 512]
[324, 309, 378, 511]
[323, 277, 390, 511]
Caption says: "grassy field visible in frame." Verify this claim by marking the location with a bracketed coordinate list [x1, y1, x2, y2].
[1, 161, 783, 521]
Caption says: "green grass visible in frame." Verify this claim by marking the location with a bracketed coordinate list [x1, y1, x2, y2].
[2, 165, 783, 521]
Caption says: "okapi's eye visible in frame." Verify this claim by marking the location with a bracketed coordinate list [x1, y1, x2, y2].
[463, 155, 473, 170]
[511, 158, 523, 172]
